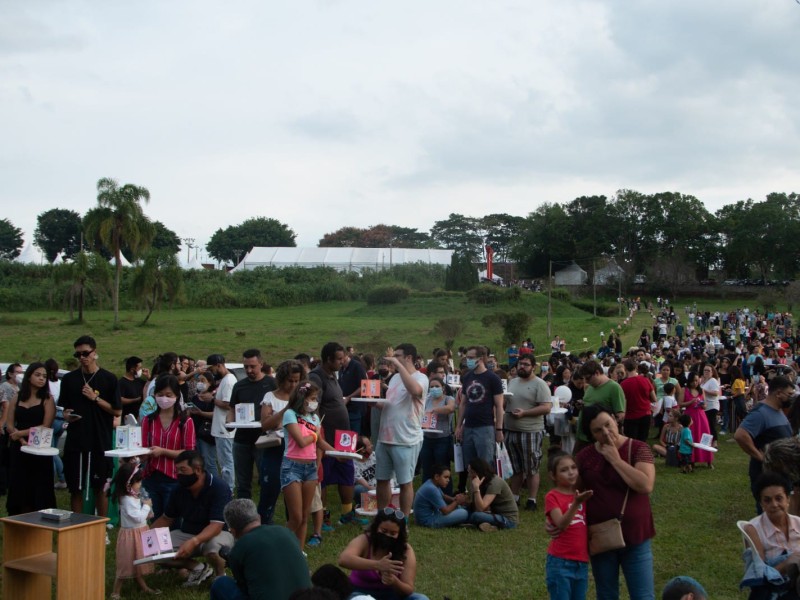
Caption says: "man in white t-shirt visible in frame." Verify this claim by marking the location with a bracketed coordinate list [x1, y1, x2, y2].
[376, 343, 428, 515]
[207, 354, 236, 491]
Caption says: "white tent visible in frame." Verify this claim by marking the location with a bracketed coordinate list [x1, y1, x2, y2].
[14, 243, 47, 265]
[177, 253, 206, 270]
[594, 259, 625, 285]
[478, 269, 503, 283]
[109, 254, 132, 267]
[231, 247, 454, 273]
[554, 262, 588, 286]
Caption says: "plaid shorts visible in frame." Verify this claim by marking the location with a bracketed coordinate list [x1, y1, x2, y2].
[504, 430, 545, 476]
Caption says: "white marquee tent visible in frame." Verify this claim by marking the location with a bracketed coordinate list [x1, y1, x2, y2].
[14, 243, 47, 265]
[231, 247, 454, 273]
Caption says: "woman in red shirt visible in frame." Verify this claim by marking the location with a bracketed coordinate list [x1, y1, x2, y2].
[576, 404, 656, 600]
[141, 374, 195, 519]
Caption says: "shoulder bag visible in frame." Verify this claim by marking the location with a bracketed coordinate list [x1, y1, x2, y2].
[587, 439, 632, 556]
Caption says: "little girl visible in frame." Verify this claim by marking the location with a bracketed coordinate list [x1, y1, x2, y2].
[544, 451, 593, 600]
[678, 414, 695, 474]
[653, 409, 682, 467]
[111, 461, 159, 598]
[281, 381, 333, 546]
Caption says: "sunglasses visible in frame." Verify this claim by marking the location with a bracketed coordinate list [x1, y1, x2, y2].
[73, 350, 94, 358]
[381, 507, 405, 520]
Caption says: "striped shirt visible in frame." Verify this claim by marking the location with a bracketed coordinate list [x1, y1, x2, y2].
[141, 414, 196, 479]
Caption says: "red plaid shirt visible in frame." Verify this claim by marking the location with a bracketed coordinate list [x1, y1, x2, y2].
[141, 414, 196, 479]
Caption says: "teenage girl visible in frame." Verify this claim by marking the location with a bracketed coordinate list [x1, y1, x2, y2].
[111, 462, 160, 599]
[544, 451, 593, 600]
[281, 381, 334, 545]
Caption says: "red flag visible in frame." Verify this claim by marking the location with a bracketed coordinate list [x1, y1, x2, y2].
[486, 245, 494, 280]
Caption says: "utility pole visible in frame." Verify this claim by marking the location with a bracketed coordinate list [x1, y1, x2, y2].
[547, 260, 552, 338]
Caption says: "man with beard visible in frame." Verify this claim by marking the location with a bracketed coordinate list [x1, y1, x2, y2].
[734, 375, 796, 511]
[504, 355, 551, 510]
[60, 335, 120, 515]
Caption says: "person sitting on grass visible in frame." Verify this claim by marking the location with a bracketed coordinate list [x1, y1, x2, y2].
[653, 409, 682, 467]
[338, 508, 430, 600]
[412, 464, 468, 528]
[149, 450, 233, 588]
[465, 457, 519, 531]
[210, 498, 310, 600]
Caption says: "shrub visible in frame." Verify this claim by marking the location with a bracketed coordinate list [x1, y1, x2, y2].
[366, 284, 410, 305]
[550, 287, 571, 302]
[432, 317, 466, 349]
[481, 312, 533, 345]
[466, 285, 504, 305]
[570, 299, 618, 317]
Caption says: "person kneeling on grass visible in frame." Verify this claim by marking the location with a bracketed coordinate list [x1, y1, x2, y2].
[338, 508, 429, 600]
[210, 498, 311, 600]
[465, 458, 519, 531]
[412, 464, 468, 528]
[148, 450, 233, 588]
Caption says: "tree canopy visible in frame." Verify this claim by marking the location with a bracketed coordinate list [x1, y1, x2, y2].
[207, 217, 296, 264]
[319, 224, 433, 248]
[34, 208, 83, 262]
[0, 218, 24, 260]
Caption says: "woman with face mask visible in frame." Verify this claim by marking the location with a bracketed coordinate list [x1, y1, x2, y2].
[141, 374, 196, 520]
[418, 377, 456, 495]
[187, 371, 218, 482]
[339, 508, 429, 600]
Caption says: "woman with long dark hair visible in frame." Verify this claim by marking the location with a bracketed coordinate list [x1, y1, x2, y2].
[5, 362, 57, 514]
[339, 508, 428, 600]
[141, 374, 196, 519]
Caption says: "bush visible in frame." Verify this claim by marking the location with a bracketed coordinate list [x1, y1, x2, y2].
[550, 287, 571, 302]
[505, 286, 522, 302]
[570, 299, 618, 317]
[466, 285, 504, 305]
[366, 284, 410, 305]
[481, 311, 533, 345]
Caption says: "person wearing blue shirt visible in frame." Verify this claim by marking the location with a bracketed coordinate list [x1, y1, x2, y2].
[412, 465, 468, 528]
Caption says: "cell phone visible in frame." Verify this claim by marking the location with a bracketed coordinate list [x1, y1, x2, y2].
[185, 403, 196, 410]
[65, 413, 82, 421]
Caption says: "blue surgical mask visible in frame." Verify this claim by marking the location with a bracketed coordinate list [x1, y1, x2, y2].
[429, 387, 443, 399]
[466, 358, 477, 369]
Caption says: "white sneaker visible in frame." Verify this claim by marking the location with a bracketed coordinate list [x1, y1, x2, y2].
[105, 533, 110, 545]
[183, 565, 213, 587]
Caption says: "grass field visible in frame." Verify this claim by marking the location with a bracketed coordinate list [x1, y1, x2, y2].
[0, 295, 757, 599]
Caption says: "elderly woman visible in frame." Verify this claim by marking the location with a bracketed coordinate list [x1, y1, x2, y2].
[576, 404, 656, 600]
[743, 473, 800, 597]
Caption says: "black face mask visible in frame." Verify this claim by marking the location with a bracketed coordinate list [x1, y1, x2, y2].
[373, 531, 399, 553]
[378, 369, 389, 377]
[177, 472, 199, 488]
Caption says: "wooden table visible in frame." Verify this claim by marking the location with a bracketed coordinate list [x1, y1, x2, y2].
[1, 511, 109, 600]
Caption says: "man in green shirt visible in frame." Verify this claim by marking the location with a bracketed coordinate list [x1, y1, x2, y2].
[210, 499, 310, 600]
[575, 361, 626, 452]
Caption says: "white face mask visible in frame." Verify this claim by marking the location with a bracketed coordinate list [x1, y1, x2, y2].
[135, 369, 143, 378]
[196, 382, 208, 393]
[306, 401, 319, 412]
[15, 374, 23, 385]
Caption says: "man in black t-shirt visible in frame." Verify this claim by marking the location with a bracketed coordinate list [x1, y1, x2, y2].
[117, 356, 147, 421]
[339, 350, 367, 434]
[227, 349, 276, 506]
[61, 335, 121, 515]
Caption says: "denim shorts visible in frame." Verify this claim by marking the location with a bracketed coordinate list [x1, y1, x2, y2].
[375, 441, 422, 485]
[280, 458, 318, 489]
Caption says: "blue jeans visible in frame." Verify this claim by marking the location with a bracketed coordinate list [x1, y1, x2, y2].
[210, 575, 247, 600]
[258, 442, 285, 524]
[590, 539, 654, 600]
[214, 436, 235, 491]
[462, 425, 495, 472]
[419, 435, 453, 495]
[546, 554, 588, 600]
[233, 442, 263, 499]
[719, 398, 730, 433]
[467, 511, 517, 529]
[419, 507, 469, 529]
[197, 439, 219, 479]
[51, 416, 65, 482]
[143, 470, 178, 520]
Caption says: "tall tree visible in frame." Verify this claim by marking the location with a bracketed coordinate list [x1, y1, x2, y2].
[83, 177, 155, 326]
[430, 214, 484, 259]
[206, 217, 296, 265]
[481, 214, 526, 263]
[509, 203, 572, 276]
[131, 249, 184, 325]
[34, 209, 83, 262]
[0, 218, 24, 260]
[445, 251, 477, 291]
[318, 224, 432, 248]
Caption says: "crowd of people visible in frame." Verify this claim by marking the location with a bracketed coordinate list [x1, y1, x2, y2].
[0, 302, 798, 598]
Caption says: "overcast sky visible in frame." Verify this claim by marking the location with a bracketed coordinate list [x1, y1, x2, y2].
[3, 0, 799, 259]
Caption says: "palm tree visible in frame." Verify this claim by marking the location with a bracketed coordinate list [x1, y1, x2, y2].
[131, 249, 184, 325]
[83, 178, 155, 326]
[53, 251, 112, 322]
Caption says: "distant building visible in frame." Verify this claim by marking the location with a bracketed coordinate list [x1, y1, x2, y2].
[554, 262, 588, 286]
[231, 247, 454, 273]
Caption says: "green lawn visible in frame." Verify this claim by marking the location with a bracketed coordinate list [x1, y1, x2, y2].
[0, 297, 755, 599]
